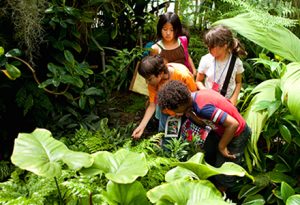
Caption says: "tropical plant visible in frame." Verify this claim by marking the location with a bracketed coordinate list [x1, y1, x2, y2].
[6, 126, 256, 204]
[214, 12, 300, 171]
[213, 12, 300, 205]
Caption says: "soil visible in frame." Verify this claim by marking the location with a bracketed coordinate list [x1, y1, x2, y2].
[99, 91, 158, 136]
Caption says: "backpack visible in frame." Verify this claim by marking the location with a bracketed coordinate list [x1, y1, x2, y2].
[178, 36, 192, 72]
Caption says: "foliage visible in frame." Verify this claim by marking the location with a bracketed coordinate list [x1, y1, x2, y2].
[0, 169, 58, 204]
[0, 161, 13, 182]
[214, 11, 300, 204]
[95, 47, 143, 99]
[5, 127, 255, 204]
[147, 152, 251, 204]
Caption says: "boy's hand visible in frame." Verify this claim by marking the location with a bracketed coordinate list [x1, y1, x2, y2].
[219, 146, 236, 159]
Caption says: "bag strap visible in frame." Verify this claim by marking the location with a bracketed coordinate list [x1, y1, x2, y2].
[220, 55, 237, 96]
[178, 36, 191, 71]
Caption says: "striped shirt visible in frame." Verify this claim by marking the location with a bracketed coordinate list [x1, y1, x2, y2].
[191, 90, 246, 137]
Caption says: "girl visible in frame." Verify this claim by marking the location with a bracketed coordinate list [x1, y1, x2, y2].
[150, 12, 197, 76]
[196, 25, 247, 106]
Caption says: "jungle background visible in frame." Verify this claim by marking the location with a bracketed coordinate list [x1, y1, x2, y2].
[0, 0, 300, 204]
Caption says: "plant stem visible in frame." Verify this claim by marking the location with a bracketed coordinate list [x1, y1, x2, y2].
[54, 177, 63, 205]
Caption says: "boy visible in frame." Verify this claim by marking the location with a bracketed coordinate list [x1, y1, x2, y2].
[131, 55, 197, 139]
[157, 80, 251, 190]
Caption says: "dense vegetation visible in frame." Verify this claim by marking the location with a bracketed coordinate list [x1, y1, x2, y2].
[0, 0, 300, 204]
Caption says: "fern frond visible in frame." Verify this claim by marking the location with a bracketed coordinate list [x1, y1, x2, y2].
[221, 0, 297, 28]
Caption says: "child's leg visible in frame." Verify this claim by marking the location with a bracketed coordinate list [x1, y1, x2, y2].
[203, 131, 219, 165]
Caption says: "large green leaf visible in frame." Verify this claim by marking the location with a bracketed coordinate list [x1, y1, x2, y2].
[243, 79, 280, 168]
[147, 179, 230, 204]
[286, 195, 300, 205]
[215, 13, 300, 62]
[81, 149, 148, 184]
[165, 152, 253, 182]
[103, 181, 150, 205]
[11, 128, 93, 177]
[281, 63, 300, 122]
[281, 182, 295, 203]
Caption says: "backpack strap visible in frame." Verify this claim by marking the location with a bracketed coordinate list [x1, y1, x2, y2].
[220, 55, 237, 96]
[178, 36, 192, 72]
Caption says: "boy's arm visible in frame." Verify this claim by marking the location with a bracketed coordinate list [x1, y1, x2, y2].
[132, 102, 156, 139]
[218, 114, 239, 159]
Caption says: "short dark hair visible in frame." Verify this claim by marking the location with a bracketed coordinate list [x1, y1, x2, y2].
[138, 55, 168, 79]
[158, 80, 191, 110]
[157, 12, 182, 39]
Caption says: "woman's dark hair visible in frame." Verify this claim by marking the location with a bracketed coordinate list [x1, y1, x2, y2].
[203, 25, 247, 57]
[138, 55, 168, 79]
[157, 12, 183, 39]
[158, 80, 191, 111]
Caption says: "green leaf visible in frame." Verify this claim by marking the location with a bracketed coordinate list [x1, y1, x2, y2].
[5, 63, 21, 79]
[60, 75, 83, 88]
[147, 179, 227, 204]
[64, 50, 75, 65]
[281, 63, 300, 122]
[11, 128, 69, 177]
[104, 181, 150, 205]
[63, 40, 82, 53]
[252, 100, 271, 112]
[267, 171, 297, 186]
[80, 149, 148, 184]
[79, 95, 86, 109]
[238, 184, 266, 199]
[242, 194, 265, 205]
[47, 63, 65, 76]
[5, 48, 22, 57]
[286, 195, 300, 205]
[243, 79, 280, 168]
[165, 153, 253, 181]
[281, 182, 295, 203]
[83, 87, 103, 96]
[279, 124, 292, 143]
[11, 128, 93, 177]
[0, 46, 4, 55]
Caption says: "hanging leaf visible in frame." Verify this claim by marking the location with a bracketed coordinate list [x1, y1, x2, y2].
[5, 63, 21, 79]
